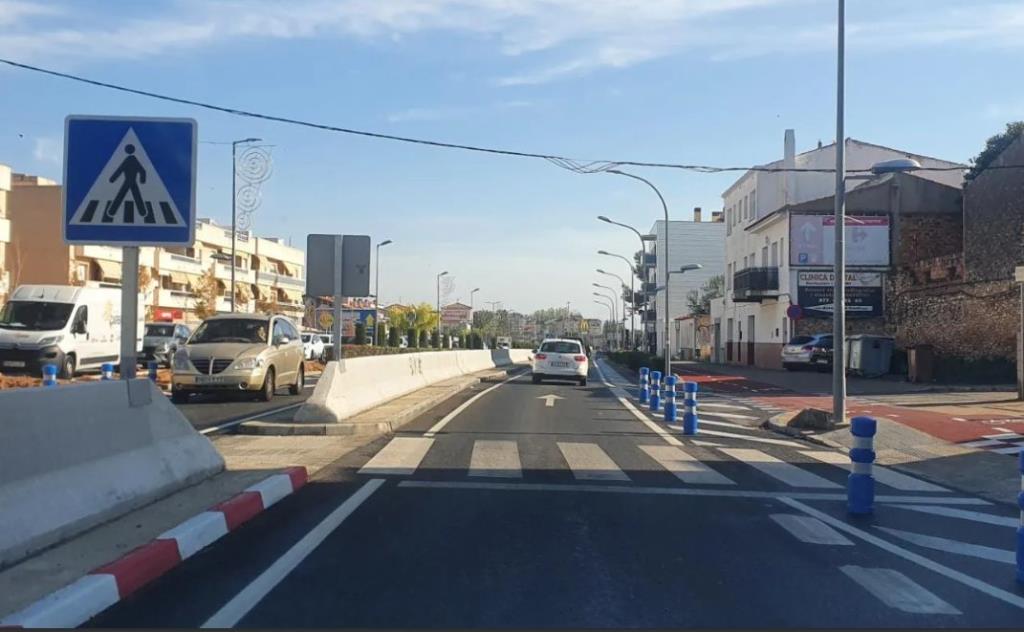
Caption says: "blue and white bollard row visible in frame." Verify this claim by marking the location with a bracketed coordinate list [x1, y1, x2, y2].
[42, 364, 58, 387]
[101, 363, 115, 380]
[663, 375, 678, 423]
[649, 371, 662, 412]
[848, 416, 877, 515]
[639, 367, 650, 404]
[682, 381, 699, 435]
[1016, 451, 1023, 584]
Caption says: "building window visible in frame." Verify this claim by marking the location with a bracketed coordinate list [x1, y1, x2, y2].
[750, 189, 757, 219]
[771, 242, 779, 266]
[780, 238, 785, 266]
[726, 209, 732, 236]
[75, 263, 89, 282]
[782, 317, 788, 342]
[761, 246, 768, 266]
[742, 256, 748, 269]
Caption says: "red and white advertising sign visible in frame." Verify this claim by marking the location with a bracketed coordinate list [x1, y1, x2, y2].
[790, 214, 890, 266]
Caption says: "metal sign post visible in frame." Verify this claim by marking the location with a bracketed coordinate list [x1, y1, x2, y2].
[63, 115, 197, 381]
[332, 237, 344, 361]
[307, 234, 372, 362]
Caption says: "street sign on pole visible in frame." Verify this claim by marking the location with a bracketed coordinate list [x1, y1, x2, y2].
[62, 115, 197, 379]
[306, 234, 371, 361]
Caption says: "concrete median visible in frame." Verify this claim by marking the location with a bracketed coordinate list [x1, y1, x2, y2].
[294, 349, 531, 424]
[0, 379, 224, 569]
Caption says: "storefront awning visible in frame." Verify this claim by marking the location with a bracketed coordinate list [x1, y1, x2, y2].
[94, 259, 122, 280]
[168, 271, 189, 285]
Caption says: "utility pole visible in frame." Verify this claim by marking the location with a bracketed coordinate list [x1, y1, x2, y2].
[833, 0, 847, 426]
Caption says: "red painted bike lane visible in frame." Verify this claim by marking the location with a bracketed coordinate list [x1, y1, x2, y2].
[672, 366, 1024, 444]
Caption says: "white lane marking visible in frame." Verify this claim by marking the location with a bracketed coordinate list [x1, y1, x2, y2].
[876, 527, 1016, 565]
[890, 504, 1019, 527]
[199, 402, 304, 435]
[719, 448, 840, 489]
[595, 361, 683, 447]
[640, 445, 735, 485]
[557, 442, 630, 482]
[397, 480, 990, 505]
[423, 371, 525, 438]
[982, 432, 1023, 439]
[537, 394, 563, 407]
[203, 479, 384, 628]
[952, 417, 967, 422]
[691, 440, 723, 447]
[839, 566, 960, 615]
[992, 445, 1023, 455]
[675, 418, 750, 430]
[780, 498, 1024, 611]
[358, 437, 434, 476]
[159, 511, 229, 560]
[469, 440, 522, 478]
[800, 450, 949, 493]
[697, 410, 758, 421]
[769, 514, 853, 545]
[958, 439, 1005, 449]
[699, 402, 753, 411]
[0, 574, 120, 628]
[696, 429, 802, 447]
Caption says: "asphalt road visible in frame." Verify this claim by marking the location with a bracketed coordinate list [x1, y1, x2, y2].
[172, 373, 320, 433]
[92, 359, 1024, 628]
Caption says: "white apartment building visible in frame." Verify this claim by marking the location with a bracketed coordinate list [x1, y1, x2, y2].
[711, 130, 963, 368]
[646, 210, 726, 358]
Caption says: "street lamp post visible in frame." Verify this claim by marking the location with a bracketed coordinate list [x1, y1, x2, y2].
[597, 269, 628, 348]
[470, 287, 480, 311]
[597, 217, 653, 350]
[374, 239, 393, 308]
[665, 265, 703, 360]
[230, 137, 262, 313]
[436, 270, 448, 348]
[604, 171, 671, 377]
[593, 298, 615, 350]
[593, 284, 620, 349]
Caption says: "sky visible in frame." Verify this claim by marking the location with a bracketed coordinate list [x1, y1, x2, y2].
[2, 0, 1023, 319]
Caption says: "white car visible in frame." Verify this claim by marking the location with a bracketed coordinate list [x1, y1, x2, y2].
[301, 331, 325, 361]
[531, 338, 589, 386]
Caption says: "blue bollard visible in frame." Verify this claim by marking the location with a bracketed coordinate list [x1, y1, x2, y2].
[639, 367, 650, 404]
[42, 364, 58, 387]
[101, 362, 114, 380]
[663, 375, 678, 423]
[848, 416, 877, 515]
[148, 361, 159, 382]
[649, 370, 662, 412]
[1016, 451, 1024, 584]
[682, 381, 699, 435]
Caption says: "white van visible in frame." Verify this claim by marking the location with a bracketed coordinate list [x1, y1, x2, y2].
[0, 284, 143, 378]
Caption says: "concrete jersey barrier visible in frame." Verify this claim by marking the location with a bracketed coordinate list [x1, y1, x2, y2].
[0, 379, 225, 569]
[295, 349, 531, 423]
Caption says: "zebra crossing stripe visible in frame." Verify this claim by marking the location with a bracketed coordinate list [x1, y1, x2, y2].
[718, 448, 840, 488]
[358, 437, 434, 476]
[640, 445, 735, 485]
[557, 442, 630, 481]
[839, 566, 961, 615]
[769, 514, 853, 545]
[469, 440, 522, 479]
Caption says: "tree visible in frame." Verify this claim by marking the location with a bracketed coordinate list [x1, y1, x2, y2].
[137, 266, 155, 321]
[407, 327, 418, 348]
[686, 274, 725, 316]
[418, 330, 429, 347]
[256, 279, 281, 315]
[966, 121, 1024, 182]
[387, 324, 400, 347]
[191, 266, 219, 320]
[354, 322, 366, 345]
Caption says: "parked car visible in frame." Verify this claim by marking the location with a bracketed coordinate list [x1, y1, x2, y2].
[0, 284, 144, 378]
[171, 313, 305, 403]
[319, 333, 334, 360]
[300, 331, 325, 361]
[141, 322, 191, 367]
[532, 338, 589, 386]
[781, 334, 833, 371]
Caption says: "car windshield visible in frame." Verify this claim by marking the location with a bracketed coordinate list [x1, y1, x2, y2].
[145, 324, 175, 337]
[190, 319, 268, 344]
[0, 301, 74, 331]
[301, 334, 311, 342]
[540, 341, 581, 354]
[788, 336, 816, 345]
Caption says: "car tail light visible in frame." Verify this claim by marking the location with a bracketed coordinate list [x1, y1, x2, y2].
[535, 353, 547, 360]
[574, 355, 586, 362]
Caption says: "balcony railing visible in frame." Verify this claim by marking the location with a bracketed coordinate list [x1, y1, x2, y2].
[256, 270, 305, 289]
[732, 267, 779, 302]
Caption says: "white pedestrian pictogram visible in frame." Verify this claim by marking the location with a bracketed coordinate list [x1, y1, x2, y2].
[69, 128, 185, 227]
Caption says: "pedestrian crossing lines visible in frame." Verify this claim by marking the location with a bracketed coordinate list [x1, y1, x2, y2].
[360, 436, 950, 496]
[958, 432, 1024, 456]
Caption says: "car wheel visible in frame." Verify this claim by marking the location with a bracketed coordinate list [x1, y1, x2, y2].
[531, 374, 542, 384]
[171, 390, 189, 404]
[289, 364, 304, 395]
[579, 377, 587, 386]
[59, 353, 76, 380]
[259, 368, 276, 402]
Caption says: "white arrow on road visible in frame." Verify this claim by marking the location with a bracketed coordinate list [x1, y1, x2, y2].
[538, 394, 564, 408]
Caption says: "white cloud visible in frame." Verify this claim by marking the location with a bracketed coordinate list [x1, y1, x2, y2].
[32, 136, 61, 165]
[2, 0, 1023, 85]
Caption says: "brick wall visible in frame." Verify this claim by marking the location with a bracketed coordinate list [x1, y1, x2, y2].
[964, 135, 1024, 282]
[895, 214, 963, 265]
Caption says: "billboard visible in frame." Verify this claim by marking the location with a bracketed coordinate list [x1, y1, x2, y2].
[790, 215, 889, 266]
[440, 303, 472, 327]
[796, 271, 883, 319]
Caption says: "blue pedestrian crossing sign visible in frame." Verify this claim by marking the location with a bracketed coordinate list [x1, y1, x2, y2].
[63, 115, 197, 246]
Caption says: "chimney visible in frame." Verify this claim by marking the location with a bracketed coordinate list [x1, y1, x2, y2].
[818, 140, 823, 149]
[711, 211, 723, 223]
[783, 129, 796, 206]
[693, 207, 702, 222]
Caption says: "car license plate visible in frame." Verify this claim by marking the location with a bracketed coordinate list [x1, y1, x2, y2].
[196, 375, 227, 385]
[3, 360, 26, 368]
[552, 361, 571, 368]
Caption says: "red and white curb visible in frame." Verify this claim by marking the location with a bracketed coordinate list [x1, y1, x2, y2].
[0, 467, 308, 628]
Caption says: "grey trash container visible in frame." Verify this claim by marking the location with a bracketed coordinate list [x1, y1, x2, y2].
[846, 334, 895, 377]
